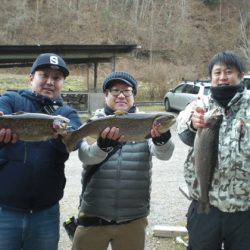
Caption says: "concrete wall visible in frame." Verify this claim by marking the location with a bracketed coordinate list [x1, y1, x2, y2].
[88, 92, 105, 114]
[61, 92, 104, 113]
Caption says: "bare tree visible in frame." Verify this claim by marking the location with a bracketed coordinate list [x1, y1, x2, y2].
[239, 10, 250, 62]
[139, 0, 152, 22]
[35, 0, 40, 26]
[94, 0, 99, 11]
[133, 0, 139, 25]
[149, 0, 154, 66]
[180, 0, 187, 20]
[219, 0, 222, 27]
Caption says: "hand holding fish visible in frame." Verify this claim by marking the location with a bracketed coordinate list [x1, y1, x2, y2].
[191, 107, 208, 129]
[0, 111, 19, 144]
[100, 127, 124, 142]
[151, 122, 162, 138]
[52, 120, 69, 138]
[151, 121, 172, 146]
[191, 86, 209, 129]
[97, 127, 124, 152]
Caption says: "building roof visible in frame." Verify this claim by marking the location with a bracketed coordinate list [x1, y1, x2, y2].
[0, 44, 138, 68]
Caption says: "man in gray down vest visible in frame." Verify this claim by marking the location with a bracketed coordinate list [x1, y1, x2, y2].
[0, 53, 81, 250]
[72, 71, 175, 250]
[177, 51, 250, 250]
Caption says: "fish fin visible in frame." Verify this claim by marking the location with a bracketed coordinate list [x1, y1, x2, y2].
[11, 111, 26, 115]
[114, 110, 127, 116]
[197, 201, 210, 214]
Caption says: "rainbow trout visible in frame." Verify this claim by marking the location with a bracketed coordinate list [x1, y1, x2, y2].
[0, 112, 69, 141]
[63, 112, 176, 152]
[193, 109, 223, 214]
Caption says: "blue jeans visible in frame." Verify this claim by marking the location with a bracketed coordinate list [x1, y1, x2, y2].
[0, 203, 60, 250]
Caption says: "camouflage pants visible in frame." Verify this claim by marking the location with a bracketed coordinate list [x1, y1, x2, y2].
[186, 200, 250, 250]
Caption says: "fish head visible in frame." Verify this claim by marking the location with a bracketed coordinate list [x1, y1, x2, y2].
[153, 113, 176, 133]
[114, 110, 128, 116]
[204, 109, 223, 129]
[53, 116, 70, 131]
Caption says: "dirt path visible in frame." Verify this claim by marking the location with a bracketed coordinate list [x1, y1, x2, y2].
[59, 124, 190, 250]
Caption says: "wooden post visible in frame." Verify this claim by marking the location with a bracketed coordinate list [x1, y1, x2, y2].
[86, 64, 90, 92]
[94, 62, 98, 93]
[112, 53, 116, 71]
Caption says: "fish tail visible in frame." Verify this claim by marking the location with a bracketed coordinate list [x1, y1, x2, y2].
[62, 131, 80, 153]
[197, 201, 210, 214]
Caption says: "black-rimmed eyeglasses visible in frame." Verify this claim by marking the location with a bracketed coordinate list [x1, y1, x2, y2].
[109, 89, 133, 97]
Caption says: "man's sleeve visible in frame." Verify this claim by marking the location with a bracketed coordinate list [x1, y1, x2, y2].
[240, 103, 250, 157]
[78, 140, 108, 166]
[148, 138, 175, 160]
[0, 92, 16, 114]
[67, 109, 82, 131]
[177, 102, 197, 147]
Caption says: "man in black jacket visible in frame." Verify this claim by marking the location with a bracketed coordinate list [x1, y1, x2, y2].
[0, 53, 81, 250]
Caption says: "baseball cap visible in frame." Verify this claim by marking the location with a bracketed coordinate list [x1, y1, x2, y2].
[103, 71, 137, 95]
[30, 53, 69, 77]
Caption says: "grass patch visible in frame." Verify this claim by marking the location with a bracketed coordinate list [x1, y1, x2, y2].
[0, 73, 88, 94]
[138, 105, 165, 112]
[0, 74, 28, 93]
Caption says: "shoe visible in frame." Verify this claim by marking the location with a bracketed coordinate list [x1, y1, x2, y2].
[63, 216, 78, 241]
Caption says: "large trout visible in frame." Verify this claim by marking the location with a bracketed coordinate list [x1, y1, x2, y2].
[193, 109, 223, 214]
[63, 112, 176, 152]
[0, 112, 69, 141]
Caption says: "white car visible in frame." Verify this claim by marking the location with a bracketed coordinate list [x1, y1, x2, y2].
[164, 80, 211, 111]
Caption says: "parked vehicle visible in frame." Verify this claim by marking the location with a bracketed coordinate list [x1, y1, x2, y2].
[243, 75, 250, 89]
[164, 80, 211, 111]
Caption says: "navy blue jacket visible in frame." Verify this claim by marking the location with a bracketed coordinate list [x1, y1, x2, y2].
[0, 90, 82, 211]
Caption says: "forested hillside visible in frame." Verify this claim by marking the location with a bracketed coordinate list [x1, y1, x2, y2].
[0, 0, 249, 98]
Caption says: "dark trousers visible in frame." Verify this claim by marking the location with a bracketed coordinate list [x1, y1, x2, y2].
[187, 200, 250, 250]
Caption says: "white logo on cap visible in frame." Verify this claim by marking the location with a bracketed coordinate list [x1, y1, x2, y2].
[50, 56, 58, 65]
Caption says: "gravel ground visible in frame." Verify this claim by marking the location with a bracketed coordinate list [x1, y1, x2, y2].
[59, 124, 191, 250]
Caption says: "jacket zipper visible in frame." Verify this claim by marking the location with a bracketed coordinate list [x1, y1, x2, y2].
[115, 146, 122, 221]
[23, 142, 27, 163]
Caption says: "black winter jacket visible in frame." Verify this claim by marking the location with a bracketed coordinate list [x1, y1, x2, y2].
[0, 90, 81, 211]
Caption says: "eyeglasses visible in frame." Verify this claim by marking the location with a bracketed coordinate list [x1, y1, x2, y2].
[109, 89, 133, 97]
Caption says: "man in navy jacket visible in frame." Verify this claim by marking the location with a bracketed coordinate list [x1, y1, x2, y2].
[0, 53, 81, 250]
